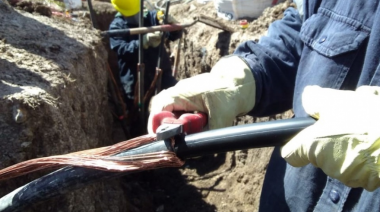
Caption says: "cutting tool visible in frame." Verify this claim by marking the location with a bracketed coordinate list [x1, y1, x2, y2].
[152, 111, 208, 140]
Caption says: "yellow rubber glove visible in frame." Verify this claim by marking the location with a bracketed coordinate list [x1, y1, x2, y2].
[281, 85, 380, 191]
[142, 31, 162, 49]
[148, 55, 256, 134]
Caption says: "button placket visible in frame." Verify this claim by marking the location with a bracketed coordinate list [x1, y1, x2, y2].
[313, 178, 351, 212]
[319, 36, 327, 43]
[329, 189, 340, 203]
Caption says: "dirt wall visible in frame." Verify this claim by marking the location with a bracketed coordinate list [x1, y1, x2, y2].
[0, 1, 129, 211]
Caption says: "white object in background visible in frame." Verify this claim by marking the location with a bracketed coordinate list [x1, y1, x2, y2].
[214, 0, 285, 20]
[197, 0, 212, 4]
[214, 0, 234, 20]
[63, 0, 82, 10]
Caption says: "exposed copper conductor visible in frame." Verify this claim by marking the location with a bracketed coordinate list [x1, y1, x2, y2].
[0, 134, 184, 181]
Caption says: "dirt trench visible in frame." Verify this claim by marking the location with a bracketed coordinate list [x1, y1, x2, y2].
[0, 0, 295, 211]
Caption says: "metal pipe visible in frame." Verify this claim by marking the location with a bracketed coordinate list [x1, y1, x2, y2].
[138, 0, 145, 131]
[155, 1, 170, 94]
[86, 0, 98, 29]
[157, 1, 171, 70]
[100, 23, 195, 37]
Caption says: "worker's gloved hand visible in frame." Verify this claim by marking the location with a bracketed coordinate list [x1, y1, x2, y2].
[148, 55, 256, 134]
[156, 10, 178, 24]
[281, 85, 380, 191]
[143, 31, 162, 49]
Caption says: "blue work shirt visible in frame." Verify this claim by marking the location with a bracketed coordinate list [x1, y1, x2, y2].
[109, 11, 181, 101]
[234, 0, 380, 211]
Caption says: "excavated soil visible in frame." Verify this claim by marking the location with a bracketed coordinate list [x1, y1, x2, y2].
[0, 0, 295, 211]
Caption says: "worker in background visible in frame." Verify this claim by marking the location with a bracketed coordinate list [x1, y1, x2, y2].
[109, 0, 181, 114]
[149, 0, 380, 211]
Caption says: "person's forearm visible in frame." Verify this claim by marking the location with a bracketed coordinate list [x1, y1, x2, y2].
[109, 33, 140, 58]
[109, 18, 140, 58]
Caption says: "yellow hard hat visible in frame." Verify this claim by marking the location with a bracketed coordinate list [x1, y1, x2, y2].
[111, 0, 140, 17]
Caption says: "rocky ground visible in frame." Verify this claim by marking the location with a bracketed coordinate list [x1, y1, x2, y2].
[0, 0, 295, 211]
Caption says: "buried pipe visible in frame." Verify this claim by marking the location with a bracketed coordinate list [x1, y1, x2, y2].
[0, 117, 315, 212]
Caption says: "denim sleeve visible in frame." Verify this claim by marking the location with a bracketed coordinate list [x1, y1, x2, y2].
[109, 17, 139, 60]
[233, 8, 303, 117]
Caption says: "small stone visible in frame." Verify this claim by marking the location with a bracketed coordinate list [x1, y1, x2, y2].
[13, 105, 28, 123]
[6, 51, 13, 57]
[21, 142, 32, 148]
[189, 4, 197, 12]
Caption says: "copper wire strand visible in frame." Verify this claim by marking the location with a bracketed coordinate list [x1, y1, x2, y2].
[0, 135, 184, 181]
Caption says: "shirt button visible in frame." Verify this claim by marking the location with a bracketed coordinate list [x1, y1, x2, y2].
[329, 190, 340, 203]
[319, 36, 327, 43]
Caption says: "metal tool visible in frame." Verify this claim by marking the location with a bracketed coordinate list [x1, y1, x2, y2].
[153, 111, 208, 140]
[138, 0, 146, 132]
[155, 1, 170, 95]
[172, 36, 182, 77]
[101, 15, 234, 38]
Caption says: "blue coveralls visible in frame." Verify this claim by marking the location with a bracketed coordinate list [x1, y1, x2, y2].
[109, 11, 181, 109]
[233, 0, 380, 211]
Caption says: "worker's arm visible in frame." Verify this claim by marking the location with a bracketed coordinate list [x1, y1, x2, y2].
[109, 14, 166, 56]
[148, 8, 302, 133]
[235, 7, 303, 117]
[109, 16, 139, 60]
[148, 55, 255, 133]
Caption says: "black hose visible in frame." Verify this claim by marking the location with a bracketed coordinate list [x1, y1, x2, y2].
[0, 167, 126, 212]
[0, 117, 315, 211]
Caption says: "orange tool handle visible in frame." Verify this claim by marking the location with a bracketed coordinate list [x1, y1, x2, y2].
[152, 111, 208, 134]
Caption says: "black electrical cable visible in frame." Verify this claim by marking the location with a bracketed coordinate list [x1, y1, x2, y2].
[0, 117, 315, 212]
